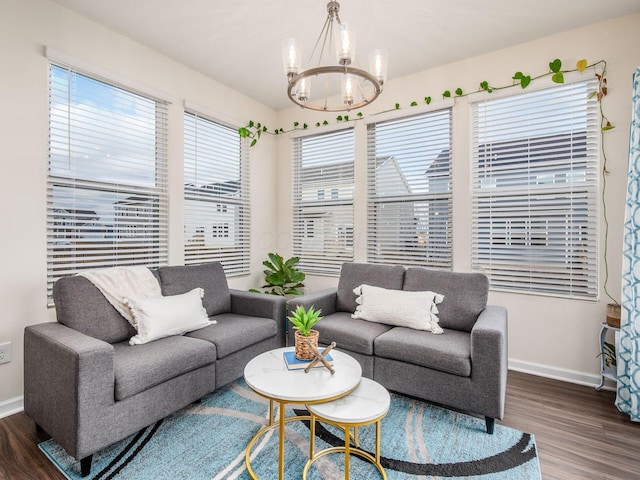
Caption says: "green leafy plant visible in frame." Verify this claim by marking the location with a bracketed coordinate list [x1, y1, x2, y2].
[598, 341, 617, 367]
[238, 58, 614, 147]
[250, 253, 305, 296]
[480, 81, 493, 93]
[288, 305, 322, 336]
[512, 71, 531, 89]
[549, 58, 564, 83]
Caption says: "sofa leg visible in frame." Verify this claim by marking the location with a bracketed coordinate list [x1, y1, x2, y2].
[35, 423, 45, 434]
[80, 455, 93, 477]
[485, 417, 495, 434]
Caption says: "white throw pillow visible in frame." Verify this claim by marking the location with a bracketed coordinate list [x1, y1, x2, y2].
[125, 288, 214, 345]
[352, 284, 444, 334]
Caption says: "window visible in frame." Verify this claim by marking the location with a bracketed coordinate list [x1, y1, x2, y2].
[184, 111, 250, 274]
[471, 80, 599, 298]
[47, 64, 168, 302]
[366, 109, 452, 269]
[292, 129, 354, 275]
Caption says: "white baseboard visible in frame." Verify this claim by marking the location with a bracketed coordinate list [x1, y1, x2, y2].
[509, 359, 617, 391]
[0, 395, 24, 419]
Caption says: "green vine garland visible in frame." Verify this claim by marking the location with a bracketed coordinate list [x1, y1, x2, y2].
[238, 57, 618, 305]
[238, 58, 613, 146]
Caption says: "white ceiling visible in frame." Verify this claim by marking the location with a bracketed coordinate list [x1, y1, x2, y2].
[52, 0, 640, 111]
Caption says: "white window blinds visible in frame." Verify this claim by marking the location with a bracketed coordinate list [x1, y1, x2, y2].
[366, 109, 452, 269]
[47, 64, 168, 301]
[183, 111, 250, 274]
[292, 129, 354, 275]
[471, 79, 599, 298]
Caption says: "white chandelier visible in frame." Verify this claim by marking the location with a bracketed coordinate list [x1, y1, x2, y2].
[281, 0, 388, 112]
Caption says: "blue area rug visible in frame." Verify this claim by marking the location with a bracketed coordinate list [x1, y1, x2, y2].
[39, 379, 541, 479]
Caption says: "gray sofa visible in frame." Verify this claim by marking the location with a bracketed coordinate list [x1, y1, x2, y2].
[287, 263, 508, 434]
[24, 262, 286, 476]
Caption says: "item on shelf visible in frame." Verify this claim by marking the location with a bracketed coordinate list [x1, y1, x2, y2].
[596, 322, 619, 391]
[606, 303, 621, 328]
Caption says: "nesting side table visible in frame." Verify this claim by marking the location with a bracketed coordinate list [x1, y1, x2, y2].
[304, 377, 390, 480]
[243, 347, 362, 480]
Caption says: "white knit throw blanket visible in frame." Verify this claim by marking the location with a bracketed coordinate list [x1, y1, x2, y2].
[78, 266, 161, 328]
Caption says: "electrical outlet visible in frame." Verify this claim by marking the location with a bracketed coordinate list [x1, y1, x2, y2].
[0, 342, 11, 364]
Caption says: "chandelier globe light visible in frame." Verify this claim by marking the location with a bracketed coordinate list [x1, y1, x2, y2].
[281, 0, 388, 112]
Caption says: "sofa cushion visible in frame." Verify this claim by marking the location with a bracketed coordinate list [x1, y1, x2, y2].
[314, 312, 392, 355]
[403, 268, 488, 332]
[186, 313, 277, 359]
[158, 263, 231, 316]
[53, 275, 136, 344]
[374, 327, 472, 377]
[336, 263, 405, 313]
[113, 335, 216, 401]
[352, 284, 444, 333]
[126, 288, 212, 345]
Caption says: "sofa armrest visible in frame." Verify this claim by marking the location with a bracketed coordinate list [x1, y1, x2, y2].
[229, 289, 287, 344]
[24, 322, 115, 457]
[470, 305, 508, 419]
[287, 288, 338, 317]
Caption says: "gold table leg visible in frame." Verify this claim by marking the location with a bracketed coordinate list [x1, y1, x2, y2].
[245, 407, 312, 480]
[268, 399, 274, 425]
[344, 425, 351, 480]
[309, 413, 316, 460]
[279, 401, 285, 479]
[302, 418, 387, 480]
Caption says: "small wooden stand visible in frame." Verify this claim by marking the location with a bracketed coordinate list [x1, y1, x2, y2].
[304, 341, 336, 374]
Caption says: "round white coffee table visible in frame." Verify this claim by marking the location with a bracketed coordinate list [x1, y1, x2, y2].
[244, 347, 362, 480]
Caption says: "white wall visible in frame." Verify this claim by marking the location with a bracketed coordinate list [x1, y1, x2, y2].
[0, 0, 278, 410]
[276, 13, 640, 386]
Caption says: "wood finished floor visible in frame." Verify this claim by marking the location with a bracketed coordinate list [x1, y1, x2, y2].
[0, 370, 638, 480]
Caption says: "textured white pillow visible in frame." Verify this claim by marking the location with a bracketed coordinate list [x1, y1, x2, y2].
[125, 288, 214, 345]
[352, 284, 444, 334]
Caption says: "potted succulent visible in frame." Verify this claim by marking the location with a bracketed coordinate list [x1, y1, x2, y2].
[288, 305, 323, 360]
